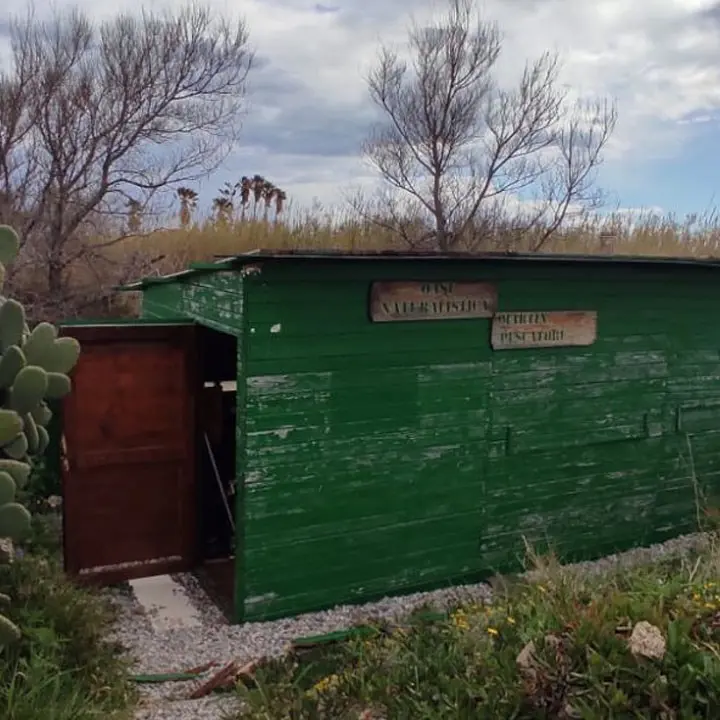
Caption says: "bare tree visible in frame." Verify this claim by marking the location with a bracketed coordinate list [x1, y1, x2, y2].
[361, 0, 617, 252]
[0, 4, 253, 306]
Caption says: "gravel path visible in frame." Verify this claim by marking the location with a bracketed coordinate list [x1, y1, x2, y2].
[109, 531, 710, 720]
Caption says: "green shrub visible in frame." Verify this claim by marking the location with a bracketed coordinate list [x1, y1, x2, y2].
[238, 542, 720, 719]
[0, 552, 134, 719]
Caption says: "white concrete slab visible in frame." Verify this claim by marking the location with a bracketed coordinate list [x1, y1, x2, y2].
[129, 575, 203, 633]
[202, 380, 237, 392]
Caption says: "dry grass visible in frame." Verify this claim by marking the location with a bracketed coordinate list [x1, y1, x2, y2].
[107, 208, 720, 275]
[108, 217, 400, 276]
[26, 205, 720, 320]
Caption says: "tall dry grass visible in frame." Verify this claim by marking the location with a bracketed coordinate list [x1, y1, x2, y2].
[106, 207, 720, 275]
[38, 205, 720, 320]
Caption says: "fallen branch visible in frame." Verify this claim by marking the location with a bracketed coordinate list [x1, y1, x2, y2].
[184, 661, 219, 675]
[188, 658, 261, 699]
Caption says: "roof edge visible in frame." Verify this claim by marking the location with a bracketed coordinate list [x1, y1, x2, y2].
[116, 248, 720, 291]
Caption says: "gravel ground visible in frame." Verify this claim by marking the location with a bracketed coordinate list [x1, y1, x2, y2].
[109, 531, 710, 720]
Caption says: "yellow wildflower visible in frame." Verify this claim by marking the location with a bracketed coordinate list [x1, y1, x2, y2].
[507, 617, 516, 625]
[487, 627, 499, 636]
[311, 674, 339, 695]
[450, 610, 470, 630]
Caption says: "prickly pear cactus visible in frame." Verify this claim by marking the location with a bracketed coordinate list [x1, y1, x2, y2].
[0, 225, 80, 651]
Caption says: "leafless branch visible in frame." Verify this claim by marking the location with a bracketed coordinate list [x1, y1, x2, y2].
[0, 3, 253, 298]
[361, 0, 617, 251]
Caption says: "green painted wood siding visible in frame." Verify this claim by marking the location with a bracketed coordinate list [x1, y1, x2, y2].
[141, 283, 186, 319]
[182, 271, 244, 335]
[240, 258, 720, 622]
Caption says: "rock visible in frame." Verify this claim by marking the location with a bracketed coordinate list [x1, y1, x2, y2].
[516, 640, 536, 670]
[516, 635, 561, 671]
[0, 538, 13, 563]
[629, 621, 666, 661]
[561, 703, 582, 719]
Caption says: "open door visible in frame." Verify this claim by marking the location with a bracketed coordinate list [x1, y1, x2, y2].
[60, 323, 198, 585]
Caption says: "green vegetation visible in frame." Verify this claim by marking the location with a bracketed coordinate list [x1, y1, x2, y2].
[0, 225, 131, 718]
[238, 538, 720, 719]
[0, 225, 79, 647]
[0, 500, 134, 719]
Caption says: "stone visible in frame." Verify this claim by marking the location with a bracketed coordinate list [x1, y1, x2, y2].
[516, 635, 561, 671]
[516, 640, 537, 670]
[629, 621, 666, 661]
[0, 538, 13, 563]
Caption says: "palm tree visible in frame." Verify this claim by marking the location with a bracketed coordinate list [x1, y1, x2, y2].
[239, 176, 252, 222]
[261, 180, 276, 222]
[212, 196, 234, 226]
[176, 187, 198, 228]
[274, 189, 287, 222]
[251, 175, 265, 219]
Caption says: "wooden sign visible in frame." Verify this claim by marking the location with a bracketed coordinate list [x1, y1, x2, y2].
[370, 281, 497, 322]
[491, 311, 597, 349]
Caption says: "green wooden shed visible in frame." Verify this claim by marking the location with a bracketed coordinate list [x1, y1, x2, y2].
[58, 250, 720, 623]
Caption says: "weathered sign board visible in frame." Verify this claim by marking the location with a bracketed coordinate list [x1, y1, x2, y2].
[491, 311, 597, 349]
[370, 281, 497, 322]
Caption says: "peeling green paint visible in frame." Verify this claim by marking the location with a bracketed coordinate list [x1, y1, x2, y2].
[139, 257, 720, 624]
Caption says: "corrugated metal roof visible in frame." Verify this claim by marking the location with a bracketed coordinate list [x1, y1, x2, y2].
[116, 248, 720, 291]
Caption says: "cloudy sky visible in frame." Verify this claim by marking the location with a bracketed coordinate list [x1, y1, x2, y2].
[4, 0, 720, 218]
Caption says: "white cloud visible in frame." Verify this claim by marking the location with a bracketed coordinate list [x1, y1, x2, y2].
[3, 0, 720, 212]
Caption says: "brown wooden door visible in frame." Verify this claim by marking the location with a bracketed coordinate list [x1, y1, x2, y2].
[60, 323, 198, 585]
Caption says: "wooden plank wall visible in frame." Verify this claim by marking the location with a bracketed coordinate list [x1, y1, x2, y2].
[237, 259, 720, 622]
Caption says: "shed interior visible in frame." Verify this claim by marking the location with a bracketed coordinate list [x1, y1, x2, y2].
[195, 325, 238, 617]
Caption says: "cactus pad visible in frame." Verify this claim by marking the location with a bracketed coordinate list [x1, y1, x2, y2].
[9, 366, 48, 415]
[46, 372, 71, 399]
[0, 300, 25, 353]
[0, 346, 27, 390]
[24, 332, 80, 376]
[3, 433, 27, 460]
[0, 410, 22, 448]
[0, 226, 82, 653]
[31, 402, 52, 427]
[37, 426, 49, 455]
[22, 322, 57, 366]
[0, 502, 31, 540]
[0, 460, 30, 490]
[0, 473, 15, 506]
[22, 414, 39, 455]
[47, 336, 81, 374]
[0, 226, 19, 266]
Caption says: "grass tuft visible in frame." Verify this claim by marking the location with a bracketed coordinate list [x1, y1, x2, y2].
[0, 518, 135, 719]
[235, 534, 720, 719]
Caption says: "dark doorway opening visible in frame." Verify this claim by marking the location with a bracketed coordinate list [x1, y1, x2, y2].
[195, 326, 237, 618]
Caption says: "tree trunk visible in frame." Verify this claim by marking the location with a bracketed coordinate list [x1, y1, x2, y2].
[47, 260, 64, 298]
